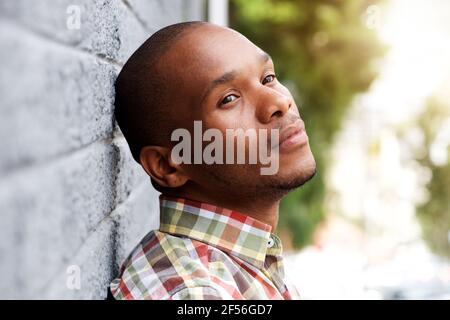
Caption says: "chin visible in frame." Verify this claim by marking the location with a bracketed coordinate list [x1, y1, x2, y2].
[275, 153, 317, 191]
[262, 171, 315, 198]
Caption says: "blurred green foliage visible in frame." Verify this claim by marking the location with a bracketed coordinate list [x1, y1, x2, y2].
[230, 0, 385, 248]
[415, 97, 450, 259]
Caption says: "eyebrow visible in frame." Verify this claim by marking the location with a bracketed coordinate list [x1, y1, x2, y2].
[200, 51, 273, 105]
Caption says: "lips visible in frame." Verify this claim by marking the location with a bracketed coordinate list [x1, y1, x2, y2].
[279, 120, 305, 145]
[272, 120, 306, 149]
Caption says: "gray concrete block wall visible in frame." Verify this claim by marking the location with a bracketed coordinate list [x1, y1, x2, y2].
[0, 0, 204, 299]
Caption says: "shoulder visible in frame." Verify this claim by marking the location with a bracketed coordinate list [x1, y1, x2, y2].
[109, 230, 226, 300]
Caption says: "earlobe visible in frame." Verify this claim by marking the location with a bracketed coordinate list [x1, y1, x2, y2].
[165, 171, 189, 188]
[139, 146, 189, 188]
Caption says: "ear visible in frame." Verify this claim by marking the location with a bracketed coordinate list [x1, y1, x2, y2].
[139, 146, 189, 188]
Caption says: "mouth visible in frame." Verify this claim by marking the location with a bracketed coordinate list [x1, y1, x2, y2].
[273, 120, 308, 151]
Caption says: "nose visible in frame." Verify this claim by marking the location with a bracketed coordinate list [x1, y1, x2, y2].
[255, 86, 292, 124]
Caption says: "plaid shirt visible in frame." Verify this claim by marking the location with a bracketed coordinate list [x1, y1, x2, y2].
[110, 195, 300, 300]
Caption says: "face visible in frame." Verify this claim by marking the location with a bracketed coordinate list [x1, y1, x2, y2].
[162, 25, 316, 200]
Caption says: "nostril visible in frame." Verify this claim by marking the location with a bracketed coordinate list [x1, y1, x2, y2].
[271, 110, 283, 118]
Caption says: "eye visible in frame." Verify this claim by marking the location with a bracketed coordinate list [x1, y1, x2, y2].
[262, 74, 276, 85]
[220, 94, 238, 106]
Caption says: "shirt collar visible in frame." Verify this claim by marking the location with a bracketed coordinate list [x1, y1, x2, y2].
[158, 194, 283, 268]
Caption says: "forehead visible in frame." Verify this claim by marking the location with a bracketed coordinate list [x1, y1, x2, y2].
[165, 25, 266, 85]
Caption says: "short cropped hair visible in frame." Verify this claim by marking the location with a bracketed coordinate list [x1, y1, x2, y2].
[114, 21, 207, 163]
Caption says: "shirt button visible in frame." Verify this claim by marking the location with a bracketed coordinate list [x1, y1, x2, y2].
[267, 238, 274, 248]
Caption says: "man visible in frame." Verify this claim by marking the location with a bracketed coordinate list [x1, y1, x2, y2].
[110, 21, 316, 300]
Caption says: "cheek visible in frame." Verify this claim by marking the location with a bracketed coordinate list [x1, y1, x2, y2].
[204, 110, 254, 132]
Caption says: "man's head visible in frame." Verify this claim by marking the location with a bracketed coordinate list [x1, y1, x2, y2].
[115, 21, 316, 204]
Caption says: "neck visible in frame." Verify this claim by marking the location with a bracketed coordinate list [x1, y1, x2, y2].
[167, 188, 281, 232]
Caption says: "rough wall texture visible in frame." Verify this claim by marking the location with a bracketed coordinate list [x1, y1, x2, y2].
[0, 0, 204, 299]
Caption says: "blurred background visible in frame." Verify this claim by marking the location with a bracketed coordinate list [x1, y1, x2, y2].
[0, 0, 449, 299]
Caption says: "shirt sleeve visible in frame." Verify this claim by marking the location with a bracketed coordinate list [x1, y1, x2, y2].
[170, 286, 234, 300]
